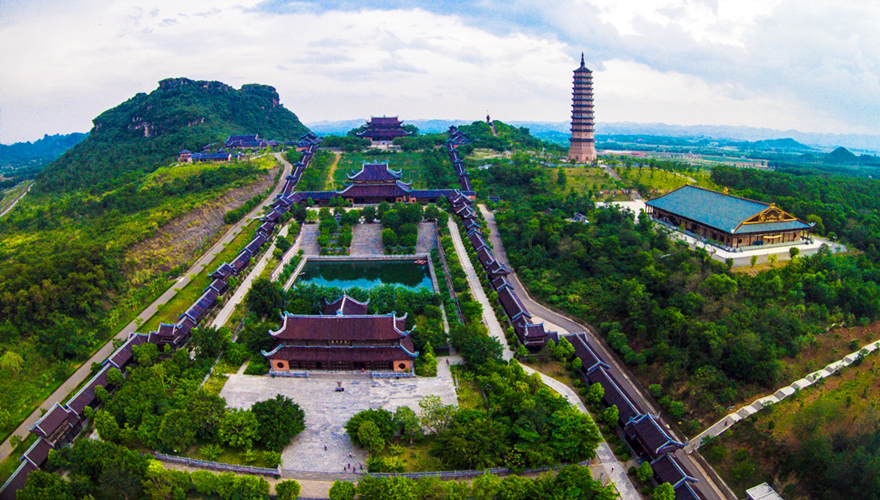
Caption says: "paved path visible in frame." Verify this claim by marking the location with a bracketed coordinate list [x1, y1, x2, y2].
[211, 223, 289, 329]
[299, 224, 321, 255]
[447, 217, 638, 499]
[415, 222, 438, 254]
[446, 218, 512, 361]
[478, 205, 731, 500]
[0, 154, 291, 464]
[350, 224, 384, 255]
[688, 338, 880, 452]
[0, 181, 32, 217]
[221, 361, 458, 472]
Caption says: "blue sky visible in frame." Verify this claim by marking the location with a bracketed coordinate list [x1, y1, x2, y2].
[1, 0, 878, 143]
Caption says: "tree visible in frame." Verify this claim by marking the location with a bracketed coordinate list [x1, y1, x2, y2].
[219, 409, 260, 449]
[275, 480, 302, 500]
[433, 418, 508, 469]
[790, 246, 800, 259]
[345, 408, 396, 446]
[382, 228, 398, 248]
[133, 342, 160, 366]
[602, 405, 619, 427]
[158, 409, 198, 453]
[18, 470, 75, 500]
[554, 337, 575, 362]
[550, 408, 601, 463]
[637, 461, 654, 482]
[356, 475, 417, 500]
[329, 480, 357, 500]
[415, 341, 437, 376]
[768, 254, 778, 265]
[0, 350, 24, 373]
[94, 409, 120, 442]
[246, 277, 284, 318]
[188, 390, 227, 441]
[652, 482, 675, 500]
[419, 395, 457, 435]
[586, 383, 605, 405]
[361, 206, 377, 223]
[358, 420, 386, 455]
[750, 255, 758, 268]
[215, 472, 270, 500]
[471, 473, 502, 500]
[251, 394, 305, 451]
[395, 405, 422, 444]
[189, 326, 231, 360]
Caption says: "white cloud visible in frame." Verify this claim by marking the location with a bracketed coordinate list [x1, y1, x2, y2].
[0, 0, 878, 143]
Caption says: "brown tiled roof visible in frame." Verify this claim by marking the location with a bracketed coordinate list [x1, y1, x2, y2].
[675, 483, 707, 500]
[323, 295, 370, 315]
[570, 333, 607, 372]
[0, 461, 38, 500]
[22, 438, 52, 467]
[625, 414, 686, 459]
[498, 286, 529, 321]
[651, 453, 698, 490]
[468, 230, 488, 250]
[337, 182, 411, 198]
[490, 275, 510, 291]
[31, 403, 75, 440]
[477, 247, 495, 268]
[347, 163, 402, 182]
[265, 344, 417, 362]
[67, 365, 112, 415]
[270, 313, 409, 342]
[586, 365, 643, 424]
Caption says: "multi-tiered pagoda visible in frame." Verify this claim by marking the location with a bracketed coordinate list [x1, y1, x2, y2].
[567, 53, 597, 163]
[356, 116, 412, 143]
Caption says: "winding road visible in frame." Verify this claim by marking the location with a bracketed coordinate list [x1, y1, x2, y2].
[0, 154, 291, 463]
[477, 205, 733, 500]
[0, 182, 32, 217]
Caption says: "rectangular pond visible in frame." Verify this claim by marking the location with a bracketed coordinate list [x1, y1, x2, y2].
[295, 258, 433, 291]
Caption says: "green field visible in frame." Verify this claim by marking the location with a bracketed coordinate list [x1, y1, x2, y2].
[550, 166, 630, 200]
[615, 165, 720, 196]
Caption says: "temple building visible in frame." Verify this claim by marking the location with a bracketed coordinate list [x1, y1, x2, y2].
[645, 185, 813, 248]
[262, 295, 418, 372]
[356, 117, 411, 143]
[567, 53, 597, 163]
[292, 162, 450, 206]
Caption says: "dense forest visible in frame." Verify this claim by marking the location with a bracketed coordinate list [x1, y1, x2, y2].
[483, 161, 880, 434]
[0, 132, 87, 170]
[38, 78, 309, 193]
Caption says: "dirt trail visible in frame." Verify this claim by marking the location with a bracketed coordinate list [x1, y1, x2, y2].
[323, 152, 341, 190]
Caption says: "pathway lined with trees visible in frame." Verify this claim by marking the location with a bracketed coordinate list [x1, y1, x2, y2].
[477, 204, 733, 500]
[0, 153, 292, 464]
[445, 215, 640, 500]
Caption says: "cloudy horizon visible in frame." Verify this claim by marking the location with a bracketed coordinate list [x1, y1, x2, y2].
[2, 0, 878, 144]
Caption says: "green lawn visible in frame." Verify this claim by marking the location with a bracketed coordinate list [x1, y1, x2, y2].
[450, 365, 483, 410]
[615, 166, 721, 196]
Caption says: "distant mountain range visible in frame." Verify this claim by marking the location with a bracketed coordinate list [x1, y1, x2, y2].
[306, 119, 880, 153]
[0, 132, 88, 170]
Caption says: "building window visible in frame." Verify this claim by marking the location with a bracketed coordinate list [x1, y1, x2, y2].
[276, 362, 284, 369]
[398, 362, 407, 370]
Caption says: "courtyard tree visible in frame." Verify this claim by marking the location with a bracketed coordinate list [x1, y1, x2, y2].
[246, 277, 284, 318]
[218, 408, 259, 450]
[275, 480, 302, 500]
[329, 481, 357, 500]
[251, 394, 306, 451]
[357, 420, 386, 455]
[549, 407, 601, 463]
[345, 408, 396, 446]
[637, 461, 654, 482]
[418, 394, 457, 435]
[394, 405, 422, 444]
[190, 325, 231, 360]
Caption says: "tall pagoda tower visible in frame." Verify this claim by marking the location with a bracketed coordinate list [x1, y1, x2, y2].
[567, 53, 597, 163]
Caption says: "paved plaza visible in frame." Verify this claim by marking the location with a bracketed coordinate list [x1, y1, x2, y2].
[219, 361, 458, 472]
[350, 224, 384, 255]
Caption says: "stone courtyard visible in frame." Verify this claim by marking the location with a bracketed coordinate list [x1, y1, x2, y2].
[219, 359, 459, 472]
